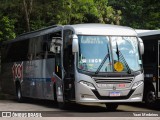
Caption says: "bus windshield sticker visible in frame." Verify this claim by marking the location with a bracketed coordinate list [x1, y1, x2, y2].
[114, 61, 124, 72]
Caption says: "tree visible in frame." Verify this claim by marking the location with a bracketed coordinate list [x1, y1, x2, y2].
[108, 0, 160, 29]
[142, 0, 160, 29]
[0, 16, 16, 42]
[94, 0, 122, 24]
[23, 0, 33, 32]
[0, 0, 122, 35]
[50, 0, 121, 25]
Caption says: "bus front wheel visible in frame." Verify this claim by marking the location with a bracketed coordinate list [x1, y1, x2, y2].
[105, 103, 118, 111]
[58, 101, 69, 109]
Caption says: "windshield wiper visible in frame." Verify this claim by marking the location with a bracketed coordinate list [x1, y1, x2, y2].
[95, 44, 110, 74]
[116, 42, 131, 74]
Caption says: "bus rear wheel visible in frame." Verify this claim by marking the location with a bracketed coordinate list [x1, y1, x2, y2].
[105, 103, 118, 111]
[16, 84, 24, 103]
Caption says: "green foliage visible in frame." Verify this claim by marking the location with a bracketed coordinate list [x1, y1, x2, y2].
[94, 0, 122, 24]
[47, 0, 121, 25]
[0, 16, 16, 42]
[0, 0, 121, 36]
[108, 0, 160, 29]
[0, 0, 159, 39]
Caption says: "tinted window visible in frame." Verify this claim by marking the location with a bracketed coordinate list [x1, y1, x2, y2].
[4, 40, 29, 62]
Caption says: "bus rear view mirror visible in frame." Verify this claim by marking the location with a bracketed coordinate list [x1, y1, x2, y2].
[138, 38, 144, 55]
[72, 35, 79, 53]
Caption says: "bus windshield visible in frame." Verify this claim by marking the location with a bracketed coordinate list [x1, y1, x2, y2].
[78, 35, 142, 73]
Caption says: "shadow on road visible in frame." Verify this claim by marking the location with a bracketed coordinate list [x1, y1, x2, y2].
[122, 101, 160, 111]
[3, 94, 160, 112]
[10, 97, 125, 112]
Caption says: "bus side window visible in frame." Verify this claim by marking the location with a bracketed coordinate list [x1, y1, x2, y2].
[1, 44, 8, 63]
[30, 36, 48, 60]
[35, 36, 44, 59]
[42, 41, 54, 59]
[28, 38, 35, 60]
[42, 34, 60, 59]
[143, 41, 156, 64]
[6, 40, 29, 62]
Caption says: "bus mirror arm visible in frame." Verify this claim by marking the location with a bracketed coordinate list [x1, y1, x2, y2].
[138, 38, 144, 55]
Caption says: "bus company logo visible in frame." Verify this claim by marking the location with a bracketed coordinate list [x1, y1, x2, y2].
[12, 62, 23, 81]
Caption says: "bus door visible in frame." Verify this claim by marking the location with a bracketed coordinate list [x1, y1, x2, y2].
[50, 37, 62, 78]
[63, 30, 75, 100]
[158, 41, 160, 97]
[50, 37, 63, 100]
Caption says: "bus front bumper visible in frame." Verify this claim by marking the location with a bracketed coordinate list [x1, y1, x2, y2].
[75, 82, 144, 103]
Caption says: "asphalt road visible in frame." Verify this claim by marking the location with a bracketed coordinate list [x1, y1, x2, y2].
[0, 96, 159, 118]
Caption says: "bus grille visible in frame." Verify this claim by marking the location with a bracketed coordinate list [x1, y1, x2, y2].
[92, 77, 134, 89]
[92, 77, 133, 84]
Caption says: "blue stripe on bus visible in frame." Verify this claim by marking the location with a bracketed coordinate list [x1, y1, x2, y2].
[24, 78, 52, 82]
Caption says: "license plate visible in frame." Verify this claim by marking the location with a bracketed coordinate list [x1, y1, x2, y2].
[109, 92, 121, 97]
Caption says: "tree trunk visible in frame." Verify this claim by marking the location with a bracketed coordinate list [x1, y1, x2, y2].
[23, 0, 33, 32]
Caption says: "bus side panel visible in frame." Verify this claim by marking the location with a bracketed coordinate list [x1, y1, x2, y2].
[21, 58, 55, 100]
[22, 61, 32, 97]
[44, 58, 55, 100]
[1, 63, 16, 95]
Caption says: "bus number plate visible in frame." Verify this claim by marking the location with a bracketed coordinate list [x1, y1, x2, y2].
[109, 92, 120, 97]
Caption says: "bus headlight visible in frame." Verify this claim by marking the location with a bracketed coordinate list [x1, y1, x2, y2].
[132, 81, 143, 90]
[79, 81, 96, 90]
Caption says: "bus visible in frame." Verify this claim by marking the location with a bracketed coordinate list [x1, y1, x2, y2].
[0, 24, 144, 111]
[136, 29, 160, 107]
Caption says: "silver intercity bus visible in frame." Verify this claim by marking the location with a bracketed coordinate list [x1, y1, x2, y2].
[1, 24, 144, 110]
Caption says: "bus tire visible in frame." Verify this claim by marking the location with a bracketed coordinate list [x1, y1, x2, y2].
[144, 89, 156, 108]
[58, 101, 69, 109]
[105, 103, 118, 111]
[16, 83, 24, 103]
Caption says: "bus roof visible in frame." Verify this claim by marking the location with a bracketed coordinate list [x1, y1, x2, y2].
[64, 24, 137, 36]
[3, 24, 137, 44]
[3, 25, 63, 44]
[135, 29, 160, 40]
[136, 29, 160, 37]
